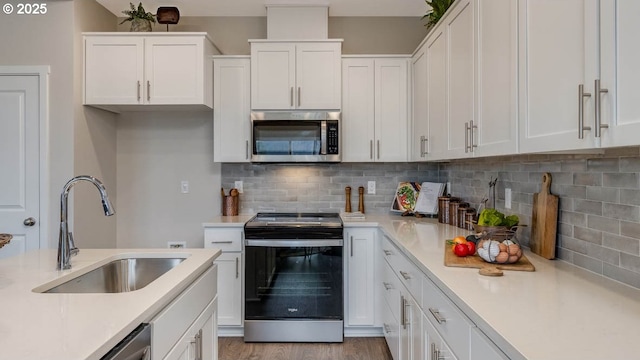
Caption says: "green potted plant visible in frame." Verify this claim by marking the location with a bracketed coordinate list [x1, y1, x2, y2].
[120, 2, 156, 32]
[422, 0, 455, 30]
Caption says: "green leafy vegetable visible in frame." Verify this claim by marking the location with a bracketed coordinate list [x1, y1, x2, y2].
[478, 209, 519, 227]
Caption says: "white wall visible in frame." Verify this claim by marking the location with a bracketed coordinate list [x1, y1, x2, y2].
[0, 0, 75, 248]
[73, 0, 118, 248]
[116, 112, 221, 248]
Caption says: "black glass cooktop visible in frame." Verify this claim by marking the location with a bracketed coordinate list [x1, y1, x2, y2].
[244, 212, 343, 240]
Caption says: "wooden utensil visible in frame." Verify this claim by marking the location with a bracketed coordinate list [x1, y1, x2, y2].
[345, 186, 352, 212]
[444, 241, 535, 276]
[358, 186, 365, 213]
[530, 173, 558, 259]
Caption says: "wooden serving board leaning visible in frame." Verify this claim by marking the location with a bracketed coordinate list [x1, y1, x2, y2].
[530, 172, 559, 259]
[444, 241, 535, 277]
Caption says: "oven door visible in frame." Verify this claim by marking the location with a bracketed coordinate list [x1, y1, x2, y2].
[244, 239, 343, 321]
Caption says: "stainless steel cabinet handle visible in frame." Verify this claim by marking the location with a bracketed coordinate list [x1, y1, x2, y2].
[377, 140, 380, 159]
[297, 87, 301, 107]
[436, 348, 444, 360]
[420, 136, 425, 157]
[195, 329, 202, 360]
[429, 307, 446, 324]
[382, 282, 393, 290]
[211, 240, 233, 244]
[383, 249, 393, 256]
[350, 236, 354, 257]
[431, 343, 437, 360]
[23, 217, 36, 226]
[146, 81, 150, 101]
[400, 295, 407, 329]
[469, 120, 477, 152]
[290, 87, 294, 107]
[578, 84, 592, 139]
[465, 122, 470, 153]
[235, 257, 239, 279]
[137, 81, 141, 102]
[399, 270, 411, 280]
[370, 140, 373, 159]
[594, 79, 609, 137]
[246, 140, 249, 160]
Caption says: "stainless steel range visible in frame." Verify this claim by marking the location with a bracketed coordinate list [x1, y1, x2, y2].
[243, 212, 344, 343]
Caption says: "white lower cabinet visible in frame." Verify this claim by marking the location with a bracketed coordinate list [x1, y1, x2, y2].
[423, 312, 457, 360]
[151, 265, 218, 360]
[345, 227, 377, 327]
[162, 297, 218, 360]
[204, 226, 244, 329]
[469, 328, 509, 360]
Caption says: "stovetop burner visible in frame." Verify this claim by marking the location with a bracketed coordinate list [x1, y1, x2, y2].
[244, 212, 343, 240]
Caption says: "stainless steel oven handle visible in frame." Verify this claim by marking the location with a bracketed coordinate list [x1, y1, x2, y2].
[245, 239, 343, 247]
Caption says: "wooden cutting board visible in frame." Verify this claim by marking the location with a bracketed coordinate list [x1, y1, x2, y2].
[530, 173, 558, 259]
[444, 243, 535, 276]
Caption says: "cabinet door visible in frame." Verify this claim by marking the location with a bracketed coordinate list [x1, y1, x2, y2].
[296, 42, 342, 110]
[215, 253, 242, 326]
[145, 37, 205, 105]
[346, 228, 376, 326]
[425, 28, 448, 161]
[342, 58, 375, 162]
[469, 328, 508, 360]
[445, 0, 475, 159]
[375, 59, 408, 162]
[84, 36, 144, 105]
[251, 43, 296, 109]
[382, 297, 401, 360]
[213, 58, 251, 162]
[406, 295, 423, 360]
[474, 0, 518, 157]
[518, 0, 599, 152]
[600, 1, 640, 147]
[423, 314, 458, 360]
[163, 298, 217, 360]
[412, 45, 429, 161]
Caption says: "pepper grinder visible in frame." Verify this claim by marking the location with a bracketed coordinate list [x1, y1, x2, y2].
[345, 186, 352, 212]
[358, 186, 365, 214]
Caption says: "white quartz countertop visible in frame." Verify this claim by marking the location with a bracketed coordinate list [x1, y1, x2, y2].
[0, 248, 220, 360]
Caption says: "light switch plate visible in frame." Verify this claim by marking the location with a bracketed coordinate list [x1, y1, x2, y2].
[505, 188, 512, 209]
[367, 181, 376, 195]
[180, 180, 189, 194]
[235, 180, 243, 193]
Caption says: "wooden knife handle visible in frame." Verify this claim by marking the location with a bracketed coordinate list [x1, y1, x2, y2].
[345, 186, 352, 213]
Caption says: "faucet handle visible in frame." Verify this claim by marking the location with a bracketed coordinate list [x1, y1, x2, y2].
[68, 232, 79, 256]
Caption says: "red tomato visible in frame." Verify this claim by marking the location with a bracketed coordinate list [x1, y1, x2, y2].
[465, 242, 476, 255]
[453, 243, 469, 257]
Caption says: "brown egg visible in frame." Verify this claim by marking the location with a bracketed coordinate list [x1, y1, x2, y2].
[508, 255, 519, 263]
[495, 252, 509, 263]
[498, 243, 507, 252]
[477, 239, 485, 250]
[516, 249, 522, 258]
[507, 244, 520, 255]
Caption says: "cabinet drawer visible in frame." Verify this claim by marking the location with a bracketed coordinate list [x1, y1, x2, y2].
[422, 276, 472, 360]
[381, 260, 402, 322]
[204, 228, 243, 252]
[381, 296, 400, 360]
[151, 265, 217, 358]
[381, 236, 422, 304]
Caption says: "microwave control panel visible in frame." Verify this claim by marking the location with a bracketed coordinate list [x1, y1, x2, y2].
[327, 121, 339, 154]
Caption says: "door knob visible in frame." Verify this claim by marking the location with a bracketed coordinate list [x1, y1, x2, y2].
[23, 217, 36, 226]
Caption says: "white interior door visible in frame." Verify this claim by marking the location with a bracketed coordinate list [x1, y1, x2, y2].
[0, 74, 41, 258]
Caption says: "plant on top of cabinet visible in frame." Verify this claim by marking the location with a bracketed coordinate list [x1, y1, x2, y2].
[120, 2, 156, 32]
[422, 0, 455, 29]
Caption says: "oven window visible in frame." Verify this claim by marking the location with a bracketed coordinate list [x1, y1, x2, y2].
[245, 246, 343, 320]
[253, 121, 321, 155]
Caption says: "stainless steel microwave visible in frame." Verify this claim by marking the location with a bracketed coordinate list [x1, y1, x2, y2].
[250, 111, 341, 163]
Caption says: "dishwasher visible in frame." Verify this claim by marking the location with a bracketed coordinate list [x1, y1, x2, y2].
[100, 323, 151, 360]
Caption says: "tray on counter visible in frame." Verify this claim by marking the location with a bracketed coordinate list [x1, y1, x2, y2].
[444, 240, 535, 276]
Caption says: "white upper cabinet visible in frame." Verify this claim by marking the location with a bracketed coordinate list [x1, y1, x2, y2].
[250, 41, 342, 110]
[411, 44, 428, 161]
[84, 33, 215, 112]
[518, 0, 599, 152]
[424, 26, 448, 161]
[599, 1, 640, 147]
[213, 57, 251, 163]
[342, 57, 409, 162]
[473, 0, 518, 157]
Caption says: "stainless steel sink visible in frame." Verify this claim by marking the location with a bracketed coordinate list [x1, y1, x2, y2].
[44, 257, 185, 293]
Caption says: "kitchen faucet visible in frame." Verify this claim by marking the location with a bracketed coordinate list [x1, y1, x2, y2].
[58, 175, 115, 270]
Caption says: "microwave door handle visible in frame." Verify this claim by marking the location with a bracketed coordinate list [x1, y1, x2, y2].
[320, 121, 327, 155]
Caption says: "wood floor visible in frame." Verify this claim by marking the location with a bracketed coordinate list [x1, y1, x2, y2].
[219, 337, 393, 360]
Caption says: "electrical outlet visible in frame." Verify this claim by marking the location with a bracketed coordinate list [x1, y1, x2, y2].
[367, 181, 376, 195]
[505, 188, 512, 209]
[234, 180, 243, 193]
[180, 180, 189, 194]
[168, 241, 186, 249]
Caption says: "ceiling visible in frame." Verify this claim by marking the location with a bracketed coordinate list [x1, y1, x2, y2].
[96, 0, 429, 17]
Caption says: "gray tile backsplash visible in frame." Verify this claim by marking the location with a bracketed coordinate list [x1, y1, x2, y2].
[221, 162, 439, 214]
[440, 147, 640, 289]
[222, 148, 640, 288]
